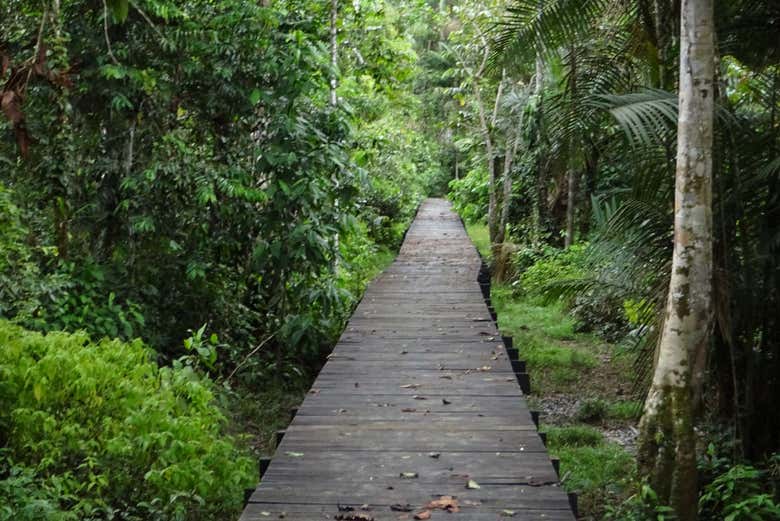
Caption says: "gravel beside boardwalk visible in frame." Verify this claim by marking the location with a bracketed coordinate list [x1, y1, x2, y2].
[239, 198, 576, 521]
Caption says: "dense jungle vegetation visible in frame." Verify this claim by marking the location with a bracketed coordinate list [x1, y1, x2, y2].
[1, 0, 778, 520]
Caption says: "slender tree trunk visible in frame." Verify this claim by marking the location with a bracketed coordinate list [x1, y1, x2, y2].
[637, 1, 714, 519]
[454, 151, 459, 180]
[564, 169, 577, 248]
[496, 131, 519, 245]
[531, 50, 545, 246]
[329, 0, 338, 107]
[470, 41, 498, 244]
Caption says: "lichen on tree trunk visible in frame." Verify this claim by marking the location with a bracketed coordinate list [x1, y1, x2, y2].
[637, 0, 715, 519]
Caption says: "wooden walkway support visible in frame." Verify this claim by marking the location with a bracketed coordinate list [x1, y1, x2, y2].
[239, 199, 575, 520]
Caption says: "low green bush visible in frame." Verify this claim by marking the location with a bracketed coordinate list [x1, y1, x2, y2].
[518, 244, 588, 298]
[448, 168, 488, 224]
[0, 321, 254, 520]
[576, 398, 609, 423]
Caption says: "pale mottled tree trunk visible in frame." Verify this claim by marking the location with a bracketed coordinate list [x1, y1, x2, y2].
[637, 1, 714, 519]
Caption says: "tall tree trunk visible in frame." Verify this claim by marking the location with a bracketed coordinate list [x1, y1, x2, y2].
[531, 53, 545, 247]
[637, 1, 714, 519]
[496, 131, 520, 245]
[470, 42, 498, 244]
[329, 0, 338, 107]
[564, 169, 577, 248]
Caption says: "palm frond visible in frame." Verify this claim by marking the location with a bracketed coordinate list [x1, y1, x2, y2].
[592, 88, 678, 146]
[489, 0, 611, 67]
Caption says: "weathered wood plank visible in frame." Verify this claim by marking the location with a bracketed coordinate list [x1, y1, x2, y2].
[238, 199, 574, 521]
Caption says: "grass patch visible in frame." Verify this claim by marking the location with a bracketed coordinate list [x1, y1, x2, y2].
[463, 223, 606, 395]
[607, 400, 642, 421]
[466, 222, 491, 258]
[546, 424, 636, 520]
[491, 285, 600, 394]
[546, 424, 604, 447]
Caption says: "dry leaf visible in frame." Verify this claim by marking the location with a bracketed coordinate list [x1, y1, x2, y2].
[400, 384, 419, 389]
[428, 452, 441, 458]
[401, 407, 417, 413]
[399, 472, 418, 479]
[466, 479, 481, 489]
[390, 504, 413, 512]
[413, 511, 431, 520]
[442, 398, 451, 405]
[500, 510, 517, 517]
[426, 495, 460, 513]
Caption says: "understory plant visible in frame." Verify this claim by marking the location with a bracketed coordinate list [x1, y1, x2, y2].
[0, 321, 254, 520]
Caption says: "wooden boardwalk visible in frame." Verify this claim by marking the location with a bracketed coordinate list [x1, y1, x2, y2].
[239, 199, 576, 521]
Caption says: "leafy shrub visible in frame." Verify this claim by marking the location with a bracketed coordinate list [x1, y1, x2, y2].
[699, 456, 780, 521]
[570, 290, 630, 341]
[31, 262, 146, 341]
[448, 168, 488, 224]
[0, 321, 254, 520]
[604, 484, 675, 521]
[516, 244, 631, 340]
[0, 184, 43, 322]
[576, 398, 609, 423]
[518, 244, 588, 298]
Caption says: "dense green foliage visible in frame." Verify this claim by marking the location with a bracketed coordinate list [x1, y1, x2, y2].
[0, 321, 253, 520]
[0, 0, 443, 379]
[2, 0, 779, 519]
[1, 0, 444, 518]
[448, 0, 780, 518]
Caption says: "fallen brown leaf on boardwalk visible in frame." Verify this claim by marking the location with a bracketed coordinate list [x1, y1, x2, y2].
[413, 511, 431, 520]
[390, 504, 413, 512]
[401, 408, 416, 412]
[426, 495, 460, 512]
[400, 384, 419, 389]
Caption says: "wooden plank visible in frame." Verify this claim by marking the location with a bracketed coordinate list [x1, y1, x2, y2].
[238, 199, 574, 521]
